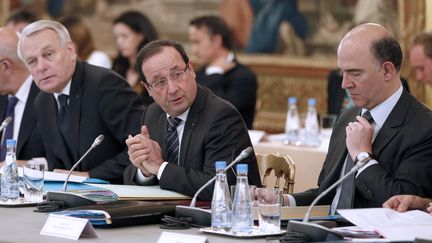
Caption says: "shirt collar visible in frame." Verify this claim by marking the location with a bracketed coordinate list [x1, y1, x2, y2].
[53, 79, 72, 100]
[166, 108, 190, 123]
[13, 75, 33, 103]
[362, 84, 403, 129]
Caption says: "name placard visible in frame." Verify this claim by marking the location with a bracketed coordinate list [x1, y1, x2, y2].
[40, 214, 97, 240]
[157, 232, 208, 243]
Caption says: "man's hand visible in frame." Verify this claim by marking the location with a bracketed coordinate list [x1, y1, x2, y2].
[383, 195, 431, 212]
[53, 169, 89, 178]
[126, 125, 164, 176]
[346, 115, 373, 160]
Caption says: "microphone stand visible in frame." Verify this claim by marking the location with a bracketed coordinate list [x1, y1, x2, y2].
[44, 135, 105, 209]
[175, 147, 253, 227]
[287, 157, 370, 242]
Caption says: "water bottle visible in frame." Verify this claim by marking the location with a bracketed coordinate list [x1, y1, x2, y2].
[232, 164, 253, 235]
[285, 96, 300, 145]
[1, 139, 19, 201]
[211, 161, 233, 231]
[304, 98, 320, 146]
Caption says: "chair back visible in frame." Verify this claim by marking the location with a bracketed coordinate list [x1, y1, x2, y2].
[256, 152, 295, 194]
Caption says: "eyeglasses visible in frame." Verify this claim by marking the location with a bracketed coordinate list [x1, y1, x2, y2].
[148, 65, 188, 90]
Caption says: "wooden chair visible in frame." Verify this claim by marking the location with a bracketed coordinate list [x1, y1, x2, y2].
[256, 152, 296, 194]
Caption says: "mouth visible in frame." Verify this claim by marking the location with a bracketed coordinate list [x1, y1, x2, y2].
[169, 96, 183, 104]
[41, 75, 55, 82]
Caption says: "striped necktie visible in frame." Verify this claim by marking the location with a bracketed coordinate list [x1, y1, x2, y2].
[165, 117, 182, 164]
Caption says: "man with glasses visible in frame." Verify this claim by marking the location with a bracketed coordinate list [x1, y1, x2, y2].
[17, 20, 144, 184]
[124, 40, 261, 201]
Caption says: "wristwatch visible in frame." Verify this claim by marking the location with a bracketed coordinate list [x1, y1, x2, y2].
[355, 152, 374, 164]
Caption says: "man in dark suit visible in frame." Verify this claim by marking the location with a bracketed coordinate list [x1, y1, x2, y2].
[189, 16, 257, 129]
[410, 32, 432, 85]
[284, 23, 432, 213]
[124, 40, 261, 201]
[17, 20, 144, 184]
[0, 27, 45, 166]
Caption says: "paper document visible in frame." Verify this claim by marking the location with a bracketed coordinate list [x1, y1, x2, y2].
[338, 208, 432, 241]
[248, 130, 266, 145]
[16, 167, 87, 183]
[87, 184, 190, 200]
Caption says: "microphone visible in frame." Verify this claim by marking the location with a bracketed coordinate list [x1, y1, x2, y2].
[175, 146, 253, 227]
[287, 156, 370, 242]
[44, 135, 105, 209]
[0, 117, 12, 132]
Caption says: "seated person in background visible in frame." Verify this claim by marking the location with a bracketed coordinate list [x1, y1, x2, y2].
[383, 195, 432, 213]
[283, 23, 432, 213]
[112, 11, 158, 106]
[327, 69, 410, 116]
[60, 15, 112, 69]
[188, 16, 257, 129]
[124, 40, 261, 201]
[409, 32, 432, 85]
[6, 9, 38, 33]
[0, 27, 45, 166]
[18, 20, 144, 184]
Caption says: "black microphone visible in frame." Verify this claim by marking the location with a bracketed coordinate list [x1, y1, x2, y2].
[287, 156, 370, 242]
[175, 146, 253, 227]
[0, 116, 12, 132]
[44, 135, 105, 209]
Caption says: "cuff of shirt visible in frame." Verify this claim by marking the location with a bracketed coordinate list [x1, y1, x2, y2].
[135, 169, 156, 185]
[157, 161, 168, 180]
[287, 194, 297, 207]
[356, 159, 378, 177]
[205, 66, 224, 75]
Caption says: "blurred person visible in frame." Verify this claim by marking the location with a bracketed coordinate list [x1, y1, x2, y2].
[279, 24, 432, 213]
[60, 15, 112, 69]
[112, 11, 158, 105]
[189, 16, 257, 129]
[5, 9, 38, 33]
[123, 40, 261, 200]
[219, 0, 253, 49]
[409, 32, 432, 85]
[383, 195, 432, 213]
[0, 27, 45, 166]
[18, 20, 144, 183]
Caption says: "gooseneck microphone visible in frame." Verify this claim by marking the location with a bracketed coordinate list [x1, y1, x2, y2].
[0, 117, 12, 132]
[44, 135, 105, 210]
[63, 134, 104, 191]
[287, 156, 370, 242]
[189, 146, 253, 207]
[175, 146, 253, 227]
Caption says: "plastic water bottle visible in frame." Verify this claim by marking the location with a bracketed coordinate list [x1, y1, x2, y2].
[304, 98, 320, 146]
[232, 164, 253, 235]
[211, 161, 233, 231]
[1, 139, 19, 201]
[285, 96, 300, 145]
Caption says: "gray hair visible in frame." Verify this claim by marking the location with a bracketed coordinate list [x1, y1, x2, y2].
[17, 20, 71, 61]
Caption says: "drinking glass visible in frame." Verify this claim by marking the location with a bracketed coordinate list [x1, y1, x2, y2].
[258, 188, 282, 233]
[23, 160, 45, 203]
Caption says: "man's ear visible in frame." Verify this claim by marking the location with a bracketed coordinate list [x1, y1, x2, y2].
[141, 81, 152, 97]
[382, 62, 395, 81]
[0, 59, 13, 75]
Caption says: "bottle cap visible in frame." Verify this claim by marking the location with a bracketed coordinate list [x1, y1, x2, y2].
[288, 96, 297, 105]
[308, 98, 316, 106]
[6, 139, 16, 146]
[236, 164, 248, 173]
[215, 161, 227, 169]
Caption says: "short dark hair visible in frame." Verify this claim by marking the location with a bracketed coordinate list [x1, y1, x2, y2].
[412, 32, 432, 59]
[370, 36, 403, 71]
[190, 15, 233, 50]
[136, 40, 190, 85]
[6, 9, 38, 24]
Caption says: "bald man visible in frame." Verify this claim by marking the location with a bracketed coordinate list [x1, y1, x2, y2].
[0, 27, 45, 166]
[409, 32, 432, 85]
[283, 23, 432, 213]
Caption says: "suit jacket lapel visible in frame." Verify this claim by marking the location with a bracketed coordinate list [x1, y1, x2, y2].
[69, 63, 84, 162]
[0, 95, 8, 137]
[179, 85, 205, 166]
[372, 90, 408, 156]
[16, 82, 38, 156]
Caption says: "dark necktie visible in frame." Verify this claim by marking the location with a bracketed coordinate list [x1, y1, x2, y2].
[57, 94, 74, 154]
[165, 117, 182, 164]
[0, 96, 18, 160]
[337, 111, 374, 209]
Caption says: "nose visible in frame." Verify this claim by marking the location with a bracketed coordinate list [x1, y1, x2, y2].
[341, 73, 353, 90]
[167, 79, 178, 94]
[35, 58, 48, 73]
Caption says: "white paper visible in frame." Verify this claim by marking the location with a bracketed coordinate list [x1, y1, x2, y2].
[16, 167, 87, 183]
[338, 208, 432, 241]
[86, 184, 190, 200]
[157, 232, 208, 243]
[40, 214, 97, 240]
[248, 130, 266, 145]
